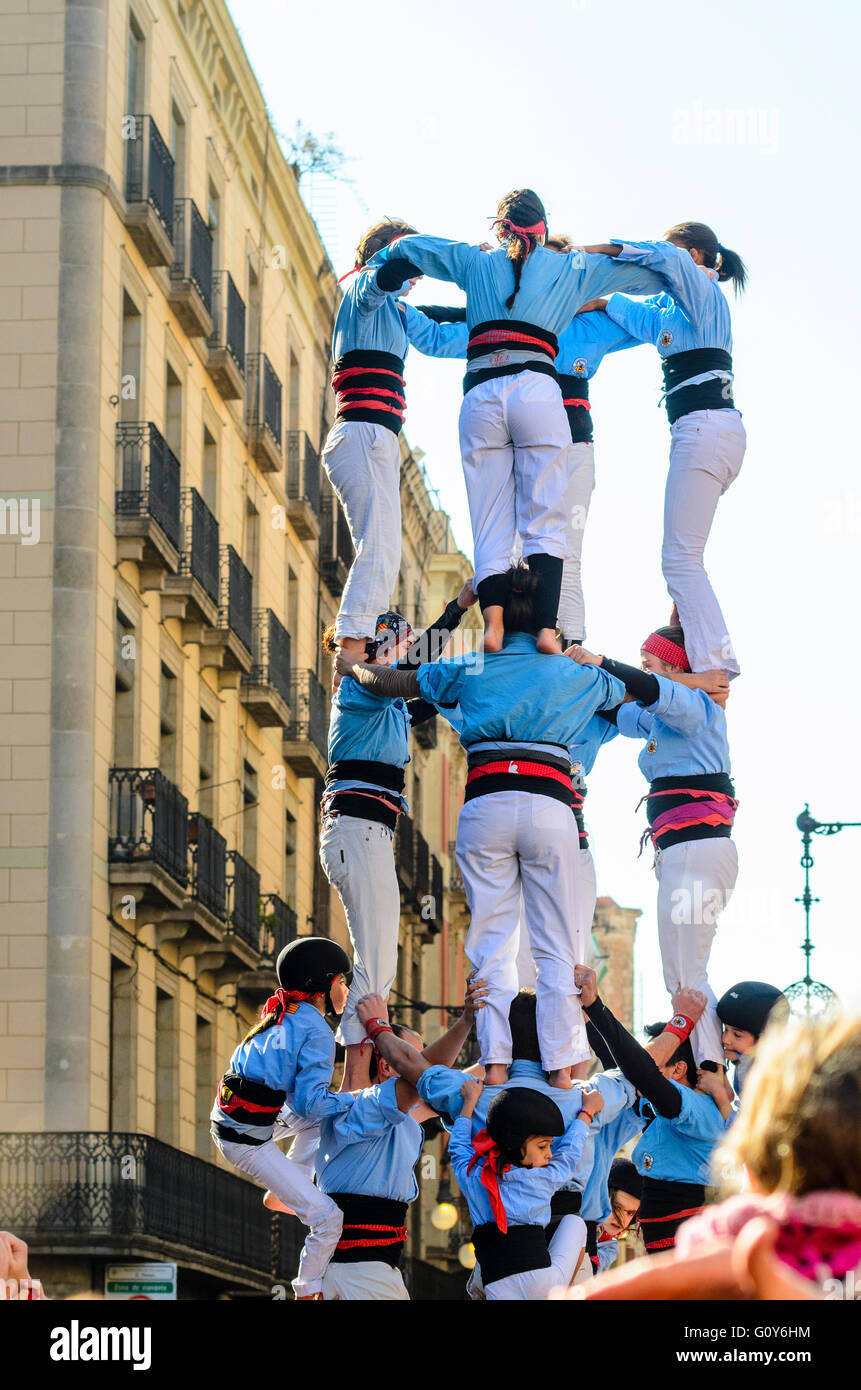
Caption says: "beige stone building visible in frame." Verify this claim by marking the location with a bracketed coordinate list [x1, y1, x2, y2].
[0, 0, 479, 1298]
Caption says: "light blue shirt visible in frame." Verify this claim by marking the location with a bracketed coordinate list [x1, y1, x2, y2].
[632, 1081, 725, 1185]
[616, 675, 731, 781]
[332, 268, 469, 361]
[416, 633, 625, 751]
[449, 1112, 590, 1229]
[604, 239, 734, 394]
[556, 310, 642, 379]
[315, 1078, 424, 1203]
[570, 713, 619, 783]
[370, 238, 667, 335]
[326, 677, 411, 810]
[579, 1102, 646, 1222]
[211, 1002, 352, 1134]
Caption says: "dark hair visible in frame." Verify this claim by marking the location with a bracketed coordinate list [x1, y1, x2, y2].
[652, 624, 686, 652]
[664, 221, 747, 296]
[496, 189, 547, 310]
[354, 218, 417, 269]
[500, 563, 541, 635]
[509, 989, 542, 1063]
[644, 1020, 698, 1089]
[545, 232, 573, 253]
[368, 1022, 414, 1083]
[242, 1006, 284, 1045]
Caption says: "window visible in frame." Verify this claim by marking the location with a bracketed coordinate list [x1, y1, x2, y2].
[203, 425, 218, 515]
[165, 361, 183, 460]
[247, 260, 260, 356]
[242, 759, 258, 866]
[114, 607, 136, 767]
[109, 956, 136, 1131]
[169, 100, 187, 199]
[195, 1015, 214, 1159]
[155, 988, 178, 1145]
[286, 564, 298, 642]
[198, 707, 216, 820]
[284, 808, 297, 902]
[126, 13, 145, 114]
[288, 350, 300, 434]
[159, 662, 178, 782]
[207, 179, 221, 267]
[244, 498, 259, 607]
[120, 290, 142, 425]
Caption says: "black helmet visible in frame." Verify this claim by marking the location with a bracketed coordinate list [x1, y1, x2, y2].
[716, 981, 788, 1039]
[609, 1156, 642, 1202]
[486, 1087, 564, 1160]
[276, 936, 351, 1016]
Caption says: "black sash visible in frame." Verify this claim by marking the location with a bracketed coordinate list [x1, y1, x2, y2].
[473, 1222, 551, 1285]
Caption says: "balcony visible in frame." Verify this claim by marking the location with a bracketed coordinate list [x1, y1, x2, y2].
[123, 114, 175, 266]
[412, 715, 438, 750]
[282, 670, 328, 778]
[240, 609, 292, 728]
[227, 851, 262, 953]
[246, 353, 282, 473]
[191, 545, 253, 680]
[154, 811, 230, 957]
[424, 854, 444, 936]
[168, 199, 213, 339]
[447, 837, 466, 902]
[161, 487, 220, 629]
[115, 423, 182, 583]
[285, 431, 321, 540]
[319, 484, 353, 595]
[238, 893, 298, 1002]
[206, 271, 246, 401]
[0, 1131, 301, 1292]
[396, 813, 415, 897]
[188, 813, 227, 922]
[413, 828, 430, 913]
[108, 768, 188, 911]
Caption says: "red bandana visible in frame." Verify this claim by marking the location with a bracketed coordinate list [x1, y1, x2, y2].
[492, 216, 547, 242]
[467, 1129, 510, 1233]
[263, 987, 315, 1023]
[641, 631, 691, 672]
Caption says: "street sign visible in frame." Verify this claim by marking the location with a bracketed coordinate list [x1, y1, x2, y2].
[104, 1262, 178, 1300]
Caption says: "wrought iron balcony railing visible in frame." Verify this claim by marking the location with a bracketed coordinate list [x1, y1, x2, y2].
[319, 485, 354, 594]
[396, 813, 415, 891]
[219, 545, 253, 654]
[207, 271, 246, 375]
[124, 114, 174, 235]
[413, 828, 430, 909]
[115, 422, 182, 552]
[108, 768, 188, 889]
[260, 894, 298, 960]
[169, 198, 214, 325]
[286, 430, 321, 516]
[448, 838, 464, 894]
[283, 669, 328, 763]
[247, 353, 283, 448]
[179, 487, 220, 607]
[244, 609, 291, 707]
[429, 855, 444, 930]
[188, 813, 227, 921]
[227, 850, 261, 951]
[0, 1131, 300, 1284]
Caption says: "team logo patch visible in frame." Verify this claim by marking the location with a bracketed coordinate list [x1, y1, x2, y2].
[659, 330, 673, 347]
[643, 1153, 653, 1170]
[573, 357, 587, 375]
[670, 1015, 687, 1030]
[646, 738, 658, 754]
[508, 762, 519, 774]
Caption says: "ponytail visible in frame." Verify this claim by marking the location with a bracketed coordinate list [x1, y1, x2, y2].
[665, 221, 748, 297]
[494, 188, 548, 311]
[501, 563, 541, 635]
[241, 1008, 281, 1046]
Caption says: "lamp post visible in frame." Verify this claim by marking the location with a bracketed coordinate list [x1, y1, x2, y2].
[786, 806, 850, 1017]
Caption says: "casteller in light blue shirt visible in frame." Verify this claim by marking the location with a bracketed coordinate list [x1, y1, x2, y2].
[632, 1081, 725, 1186]
[616, 674, 730, 781]
[326, 676, 412, 811]
[449, 1111, 591, 1230]
[315, 1077, 424, 1205]
[416, 632, 625, 751]
[332, 269, 468, 362]
[556, 310, 642, 379]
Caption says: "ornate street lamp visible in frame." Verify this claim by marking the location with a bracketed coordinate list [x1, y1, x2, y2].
[786, 806, 848, 1017]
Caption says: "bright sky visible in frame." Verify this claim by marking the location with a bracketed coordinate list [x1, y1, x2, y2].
[228, 0, 861, 1022]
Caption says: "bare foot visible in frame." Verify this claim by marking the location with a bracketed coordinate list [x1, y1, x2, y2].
[536, 628, 562, 655]
[549, 1068, 574, 1090]
[483, 1063, 509, 1086]
[482, 606, 504, 653]
[263, 1189, 295, 1216]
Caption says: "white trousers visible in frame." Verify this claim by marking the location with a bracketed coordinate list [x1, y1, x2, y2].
[662, 409, 746, 677]
[485, 1214, 587, 1300]
[655, 836, 739, 1065]
[457, 791, 588, 1071]
[459, 372, 571, 588]
[321, 419, 402, 641]
[515, 847, 597, 991]
[212, 1132, 343, 1298]
[322, 1261, 410, 1301]
[320, 814, 400, 1046]
[557, 440, 596, 642]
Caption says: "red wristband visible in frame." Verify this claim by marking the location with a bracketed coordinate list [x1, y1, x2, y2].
[365, 1017, 393, 1041]
[663, 1013, 694, 1042]
[577, 1108, 593, 1125]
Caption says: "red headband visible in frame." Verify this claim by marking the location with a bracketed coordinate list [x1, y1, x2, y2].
[467, 1129, 510, 1233]
[641, 632, 690, 672]
[492, 216, 546, 241]
[263, 987, 315, 1023]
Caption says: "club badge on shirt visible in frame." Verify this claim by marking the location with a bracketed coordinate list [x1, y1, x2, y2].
[659, 330, 673, 347]
[646, 738, 658, 754]
[573, 357, 587, 375]
[642, 1153, 653, 1170]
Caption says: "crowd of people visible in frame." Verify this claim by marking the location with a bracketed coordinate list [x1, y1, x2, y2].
[206, 191, 861, 1300]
